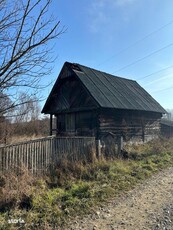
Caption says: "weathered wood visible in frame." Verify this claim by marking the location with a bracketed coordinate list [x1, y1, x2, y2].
[161, 121, 173, 138]
[98, 110, 161, 142]
[0, 136, 96, 175]
[50, 114, 53, 136]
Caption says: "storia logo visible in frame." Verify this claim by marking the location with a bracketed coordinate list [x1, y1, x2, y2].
[8, 218, 25, 224]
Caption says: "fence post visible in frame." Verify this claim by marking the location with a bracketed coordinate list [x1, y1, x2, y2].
[117, 136, 123, 157]
[95, 139, 101, 159]
[0, 136, 97, 175]
[51, 136, 56, 164]
[50, 114, 53, 136]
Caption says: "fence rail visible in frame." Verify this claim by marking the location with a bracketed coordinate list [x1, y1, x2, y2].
[0, 136, 96, 175]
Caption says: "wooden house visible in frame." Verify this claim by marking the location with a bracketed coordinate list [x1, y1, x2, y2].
[160, 119, 173, 138]
[42, 62, 166, 144]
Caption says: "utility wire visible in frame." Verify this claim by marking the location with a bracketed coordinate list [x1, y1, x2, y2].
[143, 73, 173, 86]
[112, 42, 173, 74]
[137, 64, 173, 80]
[96, 19, 173, 68]
[151, 85, 173, 94]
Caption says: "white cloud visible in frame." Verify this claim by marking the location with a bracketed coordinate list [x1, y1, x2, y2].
[88, 0, 136, 33]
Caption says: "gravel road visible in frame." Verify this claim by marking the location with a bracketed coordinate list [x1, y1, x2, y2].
[63, 167, 173, 230]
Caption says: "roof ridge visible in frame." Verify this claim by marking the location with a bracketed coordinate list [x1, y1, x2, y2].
[74, 62, 136, 82]
[42, 61, 166, 114]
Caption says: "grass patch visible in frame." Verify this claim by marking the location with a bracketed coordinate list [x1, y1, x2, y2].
[0, 138, 173, 229]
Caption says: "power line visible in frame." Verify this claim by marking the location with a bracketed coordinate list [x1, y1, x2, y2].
[137, 64, 173, 81]
[96, 19, 173, 68]
[112, 42, 173, 74]
[143, 73, 173, 86]
[151, 85, 173, 94]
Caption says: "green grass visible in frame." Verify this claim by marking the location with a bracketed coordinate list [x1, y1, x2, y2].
[1, 138, 173, 229]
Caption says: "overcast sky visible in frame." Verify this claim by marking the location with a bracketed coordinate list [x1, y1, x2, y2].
[43, 0, 173, 110]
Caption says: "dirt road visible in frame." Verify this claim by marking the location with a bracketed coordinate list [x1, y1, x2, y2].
[64, 167, 173, 230]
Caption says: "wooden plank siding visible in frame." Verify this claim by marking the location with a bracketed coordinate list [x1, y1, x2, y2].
[0, 136, 96, 175]
[56, 111, 98, 137]
[98, 110, 161, 143]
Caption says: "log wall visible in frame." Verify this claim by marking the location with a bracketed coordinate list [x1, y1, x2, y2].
[98, 110, 161, 143]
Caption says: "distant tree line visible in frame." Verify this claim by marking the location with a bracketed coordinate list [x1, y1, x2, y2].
[0, 98, 49, 145]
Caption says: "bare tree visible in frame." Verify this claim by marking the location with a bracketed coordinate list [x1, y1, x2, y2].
[0, 92, 12, 115]
[13, 93, 41, 123]
[0, 0, 63, 114]
[0, 92, 12, 144]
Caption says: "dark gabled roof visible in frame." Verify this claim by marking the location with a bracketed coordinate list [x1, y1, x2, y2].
[72, 63, 166, 113]
[42, 62, 166, 114]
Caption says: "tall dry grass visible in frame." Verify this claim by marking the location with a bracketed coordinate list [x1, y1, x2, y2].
[9, 134, 44, 145]
[0, 167, 34, 212]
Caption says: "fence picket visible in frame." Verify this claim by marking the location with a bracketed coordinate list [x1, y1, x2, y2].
[0, 136, 96, 175]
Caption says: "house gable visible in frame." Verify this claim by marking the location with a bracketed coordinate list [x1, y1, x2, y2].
[42, 63, 99, 114]
[42, 61, 166, 115]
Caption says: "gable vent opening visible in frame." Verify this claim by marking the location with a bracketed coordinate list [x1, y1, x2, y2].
[71, 63, 82, 72]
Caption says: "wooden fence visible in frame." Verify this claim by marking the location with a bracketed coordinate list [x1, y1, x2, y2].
[0, 136, 96, 175]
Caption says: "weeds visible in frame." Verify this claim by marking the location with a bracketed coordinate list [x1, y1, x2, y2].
[0, 138, 173, 229]
[0, 167, 34, 212]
